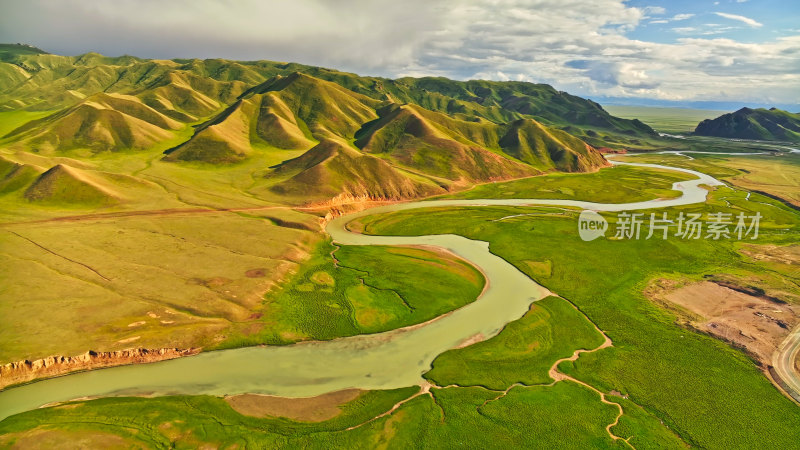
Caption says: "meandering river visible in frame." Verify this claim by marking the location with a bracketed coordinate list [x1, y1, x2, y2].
[0, 159, 725, 421]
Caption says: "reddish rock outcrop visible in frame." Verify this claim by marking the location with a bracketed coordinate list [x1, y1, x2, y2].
[596, 147, 628, 154]
[0, 347, 200, 390]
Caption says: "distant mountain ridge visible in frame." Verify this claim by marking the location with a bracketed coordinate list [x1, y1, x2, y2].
[0, 44, 655, 138]
[0, 44, 654, 203]
[694, 107, 800, 143]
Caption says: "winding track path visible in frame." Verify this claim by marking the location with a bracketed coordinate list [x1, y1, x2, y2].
[773, 325, 800, 403]
[1, 156, 798, 422]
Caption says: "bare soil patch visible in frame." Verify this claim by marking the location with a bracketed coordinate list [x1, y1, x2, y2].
[647, 279, 800, 366]
[187, 277, 232, 288]
[740, 243, 800, 266]
[245, 268, 267, 278]
[225, 389, 362, 422]
[116, 336, 141, 344]
[456, 333, 485, 349]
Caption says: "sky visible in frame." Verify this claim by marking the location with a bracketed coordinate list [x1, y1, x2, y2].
[1, 0, 798, 108]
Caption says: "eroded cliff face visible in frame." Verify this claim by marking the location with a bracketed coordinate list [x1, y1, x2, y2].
[0, 347, 200, 390]
[313, 193, 392, 210]
[315, 193, 402, 227]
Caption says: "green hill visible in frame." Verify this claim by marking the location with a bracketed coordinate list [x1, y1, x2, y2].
[694, 107, 800, 143]
[357, 104, 535, 181]
[0, 46, 659, 202]
[165, 72, 605, 198]
[265, 138, 444, 201]
[0, 54, 252, 112]
[4, 93, 183, 153]
[247, 72, 382, 140]
[0, 46, 654, 140]
[392, 77, 656, 134]
[499, 118, 607, 171]
[0, 155, 44, 195]
[0, 43, 48, 61]
[23, 164, 121, 205]
[165, 73, 378, 163]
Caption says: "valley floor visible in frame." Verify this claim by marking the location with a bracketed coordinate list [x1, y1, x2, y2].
[1, 150, 799, 449]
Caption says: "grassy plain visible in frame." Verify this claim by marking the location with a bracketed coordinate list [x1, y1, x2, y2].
[0, 207, 484, 362]
[0, 135, 423, 364]
[219, 241, 485, 347]
[0, 303, 678, 449]
[2, 98, 798, 447]
[5, 181, 796, 447]
[442, 164, 696, 203]
[425, 296, 605, 389]
[0, 291, 687, 448]
[603, 105, 726, 134]
[4, 116, 477, 363]
[617, 152, 800, 207]
[6, 46, 799, 447]
[0, 209, 318, 362]
[0, 111, 57, 138]
[0, 382, 635, 448]
[0, 387, 419, 448]
[356, 186, 800, 448]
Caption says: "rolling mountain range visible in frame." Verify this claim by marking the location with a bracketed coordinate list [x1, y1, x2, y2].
[694, 107, 800, 143]
[0, 44, 657, 204]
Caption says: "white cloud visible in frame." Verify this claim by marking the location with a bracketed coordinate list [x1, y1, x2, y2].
[714, 12, 763, 28]
[671, 14, 695, 21]
[642, 6, 666, 16]
[0, 0, 796, 104]
[651, 13, 694, 25]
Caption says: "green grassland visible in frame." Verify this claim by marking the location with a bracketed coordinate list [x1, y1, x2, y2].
[0, 290, 686, 449]
[441, 164, 696, 203]
[617, 152, 800, 208]
[0, 202, 484, 362]
[424, 296, 606, 389]
[0, 382, 637, 448]
[0, 209, 319, 363]
[637, 134, 800, 157]
[219, 241, 485, 347]
[0, 128, 327, 363]
[0, 295, 678, 448]
[604, 105, 726, 134]
[0, 56, 646, 367]
[0, 110, 57, 137]
[355, 187, 800, 448]
[0, 387, 419, 448]
[608, 395, 689, 450]
[2, 129, 798, 447]
[414, 383, 628, 449]
[3, 176, 797, 447]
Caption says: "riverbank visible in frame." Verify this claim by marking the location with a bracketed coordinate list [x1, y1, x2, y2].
[0, 348, 200, 391]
